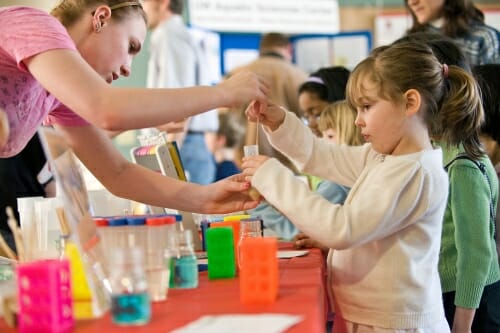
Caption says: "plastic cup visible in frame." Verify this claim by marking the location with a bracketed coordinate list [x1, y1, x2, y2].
[145, 249, 171, 302]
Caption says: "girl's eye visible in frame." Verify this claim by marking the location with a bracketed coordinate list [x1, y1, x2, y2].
[129, 42, 141, 54]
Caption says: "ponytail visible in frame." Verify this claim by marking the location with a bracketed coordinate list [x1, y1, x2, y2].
[434, 65, 484, 159]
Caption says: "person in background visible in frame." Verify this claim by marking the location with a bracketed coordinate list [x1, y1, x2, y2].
[297, 66, 351, 192]
[213, 111, 246, 181]
[230, 32, 307, 173]
[0, 134, 55, 253]
[142, 0, 218, 184]
[298, 66, 351, 137]
[294, 100, 363, 248]
[243, 39, 483, 332]
[0, 1, 268, 216]
[474, 64, 500, 265]
[394, 32, 500, 333]
[406, 0, 500, 65]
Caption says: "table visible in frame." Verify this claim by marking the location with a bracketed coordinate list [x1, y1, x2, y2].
[0, 243, 327, 332]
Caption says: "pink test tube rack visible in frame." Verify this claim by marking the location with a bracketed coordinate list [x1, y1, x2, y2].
[17, 259, 74, 333]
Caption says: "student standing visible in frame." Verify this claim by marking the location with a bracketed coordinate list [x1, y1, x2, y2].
[243, 40, 482, 332]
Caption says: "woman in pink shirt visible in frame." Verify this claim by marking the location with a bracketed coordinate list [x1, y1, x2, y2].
[0, 1, 268, 214]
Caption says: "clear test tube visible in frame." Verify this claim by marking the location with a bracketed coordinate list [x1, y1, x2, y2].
[243, 145, 261, 200]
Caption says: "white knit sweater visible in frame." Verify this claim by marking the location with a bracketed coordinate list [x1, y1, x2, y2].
[252, 112, 449, 329]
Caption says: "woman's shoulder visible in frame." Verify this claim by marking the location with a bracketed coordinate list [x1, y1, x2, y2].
[0, 6, 75, 59]
[1, 6, 67, 33]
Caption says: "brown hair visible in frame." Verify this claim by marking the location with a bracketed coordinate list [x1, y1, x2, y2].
[259, 33, 290, 52]
[318, 100, 363, 146]
[347, 40, 484, 159]
[51, 0, 146, 27]
[169, 0, 184, 15]
[406, 0, 484, 38]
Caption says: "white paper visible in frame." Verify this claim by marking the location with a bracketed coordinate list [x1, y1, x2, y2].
[277, 250, 309, 259]
[171, 314, 302, 333]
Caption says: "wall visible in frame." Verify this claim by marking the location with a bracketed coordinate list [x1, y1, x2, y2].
[1, 0, 57, 10]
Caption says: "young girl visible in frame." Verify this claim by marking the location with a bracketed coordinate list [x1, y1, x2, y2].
[243, 40, 482, 332]
[298, 66, 351, 137]
[0, 1, 268, 215]
[405, 0, 500, 65]
[318, 101, 363, 146]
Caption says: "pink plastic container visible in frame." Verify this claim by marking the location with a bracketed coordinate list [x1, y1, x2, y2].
[17, 259, 74, 333]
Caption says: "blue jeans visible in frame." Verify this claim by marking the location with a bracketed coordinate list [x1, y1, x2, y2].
[180, 133, 216, 185]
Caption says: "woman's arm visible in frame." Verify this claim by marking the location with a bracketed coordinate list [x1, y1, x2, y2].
[26, 49, 268, 131]
[55, 123, 259, 214]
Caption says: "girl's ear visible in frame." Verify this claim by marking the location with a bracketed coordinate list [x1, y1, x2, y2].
[92, 5, 112, 32]
[404, 89, 421, 116]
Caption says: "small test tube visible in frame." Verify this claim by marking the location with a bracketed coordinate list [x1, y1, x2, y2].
[243, 145, 261, 200]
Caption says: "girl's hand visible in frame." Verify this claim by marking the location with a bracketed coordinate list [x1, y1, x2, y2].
[293, 232, 329, 254]
[245, 101, 287, 131]
[219, 71, 269, 109]
[0, 108, 9, 148]
[199, 173, 260, 214]
[241, 155, 270, 182]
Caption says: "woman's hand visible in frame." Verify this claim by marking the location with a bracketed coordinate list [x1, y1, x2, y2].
[219, 71, 269, 109]
[241, 155, 270, 182]
[198, 173, 261, 214]
[0, 108, 9, 148]
[245, 101, 287, 131]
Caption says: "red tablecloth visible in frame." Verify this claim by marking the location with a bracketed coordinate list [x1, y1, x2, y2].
[0, 243, 327, 333]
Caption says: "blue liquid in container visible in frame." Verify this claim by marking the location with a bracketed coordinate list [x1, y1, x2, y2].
[174, 255, 198, 288]
[111, 292, 151, 325]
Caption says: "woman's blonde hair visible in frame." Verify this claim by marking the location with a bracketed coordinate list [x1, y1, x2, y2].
[51, 0, 146, 27]
[318, 100, 363, 146]
[346, 40, 484, 159]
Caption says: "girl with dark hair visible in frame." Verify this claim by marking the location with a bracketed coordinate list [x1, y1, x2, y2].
[298, 66, 350, 137]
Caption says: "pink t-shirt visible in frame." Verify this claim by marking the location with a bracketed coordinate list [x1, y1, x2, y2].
[0, 6, 88, 158]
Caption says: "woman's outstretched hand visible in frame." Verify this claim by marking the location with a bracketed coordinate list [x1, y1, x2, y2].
[198, 173, 261, 214]
[219, 71, 270, 110]
[245, 100, 287, 132]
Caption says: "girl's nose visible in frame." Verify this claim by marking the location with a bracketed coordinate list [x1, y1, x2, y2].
[120, 64, 131, 77]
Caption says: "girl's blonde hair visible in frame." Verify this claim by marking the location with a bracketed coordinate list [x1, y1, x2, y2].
[51, 0, 146, 27]
[318, 100, 363, 146]
[346, 40, 484, 159]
